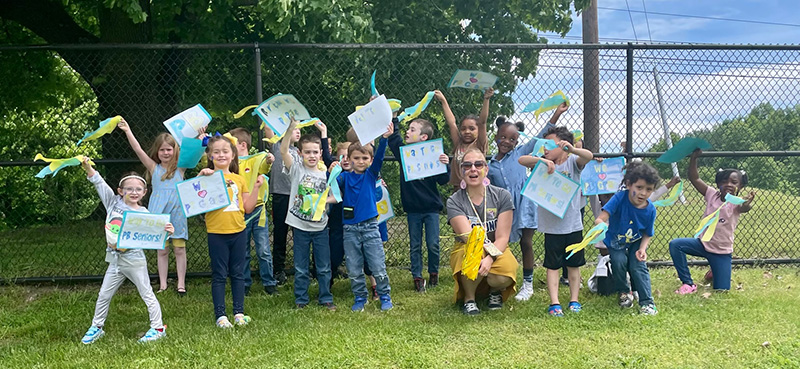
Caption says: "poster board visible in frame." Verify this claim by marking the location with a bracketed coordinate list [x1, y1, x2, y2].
[117, 212, 170, 250]
[399, 139, 447, 181]
[163, 104, 212, 146]
[252, 94, 312, 138]
[580, 157, 625, 195]
[176, 170, 231, 218]
[375, 180, 394, 223]
[447, 69, 498, 90]
[347, 95, 392, 146]
[521, 160, 580, 219]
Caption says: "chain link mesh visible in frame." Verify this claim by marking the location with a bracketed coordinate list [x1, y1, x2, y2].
[1, 44, 799, 281]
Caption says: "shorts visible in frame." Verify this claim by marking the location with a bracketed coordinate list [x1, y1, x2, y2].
[168, 238, 186, 248]
[543, 231, 585, 270]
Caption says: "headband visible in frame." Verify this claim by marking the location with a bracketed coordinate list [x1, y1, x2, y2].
[718, 168, 747, 175]
[119, 175, 147, 187]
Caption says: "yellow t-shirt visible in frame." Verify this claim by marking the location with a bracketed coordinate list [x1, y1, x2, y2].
[205, 172, 247, 234]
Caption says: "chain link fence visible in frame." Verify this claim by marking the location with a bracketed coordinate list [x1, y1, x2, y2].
[1, 44, 799, 282]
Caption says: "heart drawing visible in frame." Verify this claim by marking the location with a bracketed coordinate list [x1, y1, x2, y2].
[197, 190, 208, 198]
[469, 77, 478, 83]
[598, 173, 607, 180]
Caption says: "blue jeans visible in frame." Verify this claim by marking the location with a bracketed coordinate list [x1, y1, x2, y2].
[292, 228, 333, 305]
[208, 231, 246, 319]
[407, 212, 440, 278]
[344, 219, 391, 298]
[669, 237, 732, 290]
[243, 206, 276, 288]
[607, 239, 653, 306]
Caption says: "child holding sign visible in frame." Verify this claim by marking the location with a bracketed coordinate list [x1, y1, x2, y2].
[119, 118, 190, 296]
[519, 126, 593, 317]
[198, 135, 264, 328]
[594, 162, 660, 315]
[388, 117, 450, 292]
[437, 88, 494, 187]
[79, 158, 172, 344]
[669, 149, 755, 293]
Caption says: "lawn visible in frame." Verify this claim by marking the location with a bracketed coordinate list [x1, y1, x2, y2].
[1, 266, 798, 368]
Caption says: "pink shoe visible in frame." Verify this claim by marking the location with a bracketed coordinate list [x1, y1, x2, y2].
[675, 284, 697, 295]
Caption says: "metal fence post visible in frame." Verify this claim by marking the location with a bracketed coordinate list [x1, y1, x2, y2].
[625, 43, 633, 158]
[254, 42, 264, 151]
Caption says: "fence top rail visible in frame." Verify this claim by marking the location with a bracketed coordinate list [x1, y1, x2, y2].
[1, 43, 800, 52]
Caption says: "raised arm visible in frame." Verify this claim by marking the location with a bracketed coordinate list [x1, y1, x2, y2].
[280, 119, 299, 170]
[369, 126, 392, 176]
[688, 149, 709, 196]
[263, 125, 276, 140]
[558, 140, 593, 168]
[518, 156, 556, 174]
[117, 117, 157, 174]
[82, 158, 116, 211]
[243, 176, 265, 213]
[317, 121, 334, 167]
[476, 88, 494, 152]
[435, 90, 459, 146]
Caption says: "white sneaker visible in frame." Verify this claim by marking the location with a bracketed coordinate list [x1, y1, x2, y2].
[515, 281, 534, 301]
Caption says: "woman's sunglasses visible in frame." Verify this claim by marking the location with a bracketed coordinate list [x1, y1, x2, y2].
[460, 161, 487, 170]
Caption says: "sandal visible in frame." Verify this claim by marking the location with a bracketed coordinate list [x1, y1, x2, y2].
[156, 288, 167, 294]
[177, 288, 186, 297]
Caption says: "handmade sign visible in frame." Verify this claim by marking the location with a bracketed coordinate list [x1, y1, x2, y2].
[249, 94, 311, 139]
[656, 137, 712, 163]
[397, 91, 435, 124]
[177, 137, 205, 168]
[400, 138, 447, 181]
[375, 180, 395, 223]
[348, 94, 392, 146]
[522, 90, 569, 119]
[565, 222, 608, 259]
[163, 104, 212, 146]
[117, 212, 170, 250]
[34, 154, 94, 178]
[580, 157, 625, 196]
[176, 170, 231, 217]
[77, 116, 121, 146]
[261, 118, 320, 144]
[447, 69, 498, 90]
[521, 160, 580, 218]
[694, 193, 746, 242]
[653, 182, 684, 207]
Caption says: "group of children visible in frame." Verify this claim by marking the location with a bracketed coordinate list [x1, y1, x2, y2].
[78, 87, 756, 343]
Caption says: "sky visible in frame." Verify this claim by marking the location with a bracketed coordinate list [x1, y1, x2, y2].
[507, 0, 800, 153]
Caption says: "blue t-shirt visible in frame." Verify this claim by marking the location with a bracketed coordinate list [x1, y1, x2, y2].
[337, 138, 387, 225]
[602, 190, 656, 245]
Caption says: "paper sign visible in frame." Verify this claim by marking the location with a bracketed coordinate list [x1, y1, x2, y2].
[176, 170, 231, 218]
[177, 137, 205, 168]
[117, 212, 170, 250]
[252, 94, 311, 139]
[580, 157, 625, 196]
[400, 138, 447, 181]
[348, 94, 392, 146]
[656, 137, 712, 163]
[375, 180, 394, 223]
[521, 160, 580, 219]
[163, 104, 212, 146]
[447, 69, 498, 90]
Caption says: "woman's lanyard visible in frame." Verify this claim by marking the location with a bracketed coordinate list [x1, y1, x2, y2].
[467, 186, 488, 232]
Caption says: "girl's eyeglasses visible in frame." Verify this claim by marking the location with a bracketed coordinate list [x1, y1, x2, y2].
[122, 187, 145, 193]
[460, 161, 487, 170]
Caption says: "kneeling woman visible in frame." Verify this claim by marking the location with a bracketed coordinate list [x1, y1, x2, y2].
[447, 149, 518, 315]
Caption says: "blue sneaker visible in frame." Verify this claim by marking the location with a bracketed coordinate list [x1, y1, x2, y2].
[351, 296, 367, 312]
[568, 301, 582, 313]
[81, 326, 104, 344]
[138, 327, 166, 343]
[379, 294, 393, 311]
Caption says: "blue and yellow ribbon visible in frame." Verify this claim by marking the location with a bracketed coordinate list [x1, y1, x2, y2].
[34, 154, 95, 178]
[694, 193, 746, 241]
[76, 116, 121, 146]
[653, 182, 684, 207]
[532, 139, 559, 157]
[565, 223, 608, 259]
[370, 70, 379, 96]
[261, 118, 321, 144]
[522, 90, 569, 119]
[397, 91, 435, 124]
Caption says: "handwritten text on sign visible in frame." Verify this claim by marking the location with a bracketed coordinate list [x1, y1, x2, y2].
[117, 212, 170, 250]
[580, 157, 625, 196]
[253, 94, 312, 138]
[521, 160, 580, 219]
[348, 94, 392, 146]
[176, 170, 231, 218]
[400, 138, 447, 181]
[163, 104, 212, 146]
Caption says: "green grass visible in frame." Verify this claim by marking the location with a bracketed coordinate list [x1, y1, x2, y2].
[1, 266, 799, 368]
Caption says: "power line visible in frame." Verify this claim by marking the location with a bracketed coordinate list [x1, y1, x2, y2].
[597, 6, 800, 29]
[641, 0, 653, 42]
[624, 0, 639, 41]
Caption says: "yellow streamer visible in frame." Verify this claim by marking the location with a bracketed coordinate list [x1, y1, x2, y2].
[312, 188, 331, 221]
[76, 116, 121, 146]
[462, 226, 486, 281]
[34, 154, 96, 178]
[262, 118, 321, 144]
[233, 105, 259, 119]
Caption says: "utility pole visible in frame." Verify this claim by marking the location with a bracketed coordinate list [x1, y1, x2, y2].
[582, 0, 600, 153]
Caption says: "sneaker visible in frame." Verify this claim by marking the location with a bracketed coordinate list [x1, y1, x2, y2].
[264, 285, 277, 295]
[488, 291, 503, 310]
[619, 292, 635, 308]
[633, 291, 639, 301]
[244, 286, 251, 296]
[321, 302, 337, 311]
[414, 278, 427, 293]
[379, 294, 393, 311]
[568, 301, 582, 313]
[138, 327, 166, 343]
[351, 296, 368, 312]
[216, 316, 233, 328]
[428, 273, 439, 288]
[640, 304, 658, 316]
[675, 283, 697, 295]
[559, 277, 570, 286]
[548, 304, 564, 317]
[233, 314, 251, 326]
[515, 280, 534, 301]
[295, 303, 307, 309]
[275, 271, 287, 286]
[81, 326, 104, 344]
[462, 300, 480, 315]
[370, 285, 379, 301]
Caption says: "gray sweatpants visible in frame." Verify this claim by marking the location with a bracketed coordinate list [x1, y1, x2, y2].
[91, 264, 163, 330]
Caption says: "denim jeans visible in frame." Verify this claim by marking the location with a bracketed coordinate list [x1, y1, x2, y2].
[243, 206, 276, 288]
[344, 219, 391, 298]
[607, 239, 653, 306]
[208, 231, 247, 319]
[407, 212, 440, 278]
[669, 237, 732, 290]
[292, 228, 333, 305]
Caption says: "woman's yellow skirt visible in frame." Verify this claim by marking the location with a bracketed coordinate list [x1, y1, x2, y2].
[450, 242, 518, 302]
